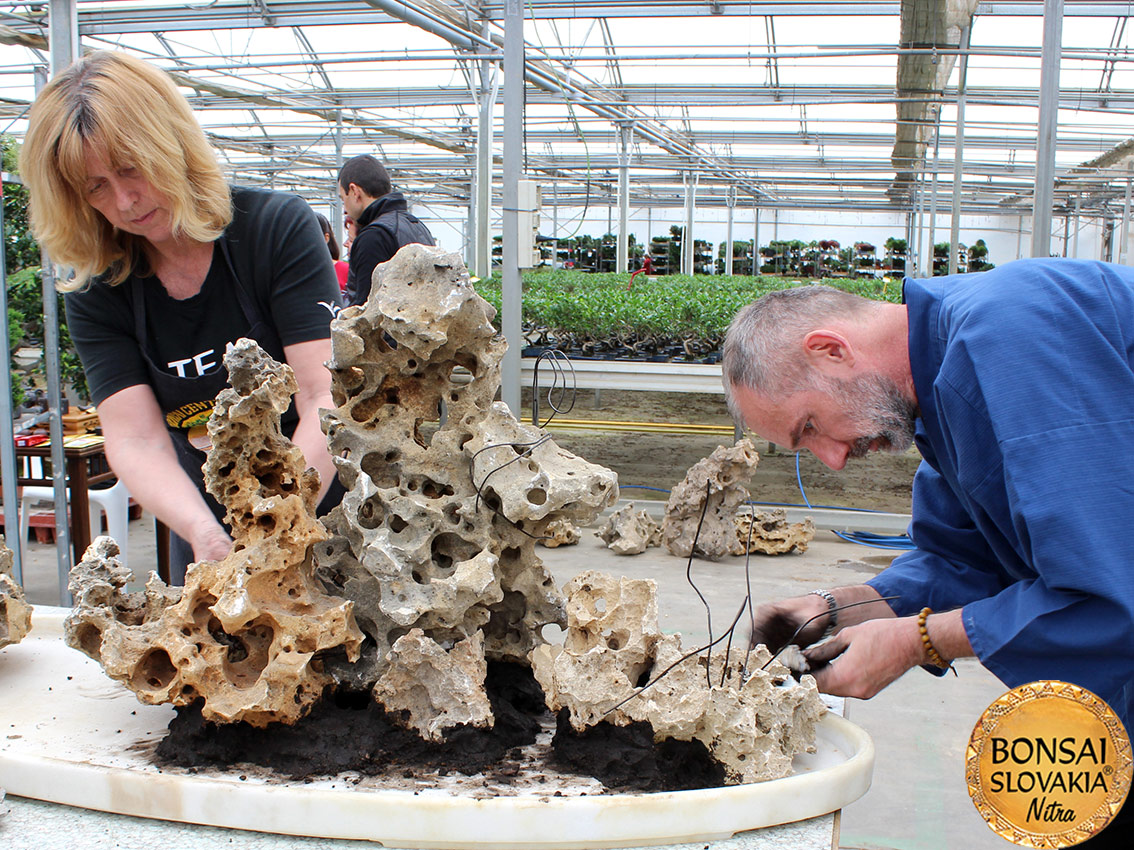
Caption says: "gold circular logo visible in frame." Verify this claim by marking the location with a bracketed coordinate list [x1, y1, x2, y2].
[967, 681, 1132, 847]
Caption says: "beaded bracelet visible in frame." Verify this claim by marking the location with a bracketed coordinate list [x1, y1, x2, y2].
[917, 607, 951, 669]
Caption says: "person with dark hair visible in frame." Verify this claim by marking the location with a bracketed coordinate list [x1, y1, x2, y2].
[337, 154, 434, 307]
[315, 211, 349, 294]
[21, 51, 344, 584]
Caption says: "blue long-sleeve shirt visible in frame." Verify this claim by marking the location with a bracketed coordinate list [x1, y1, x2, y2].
[867, 257, 1134, 734]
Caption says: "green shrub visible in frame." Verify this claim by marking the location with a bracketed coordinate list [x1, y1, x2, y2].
[473, 270, 903, 351]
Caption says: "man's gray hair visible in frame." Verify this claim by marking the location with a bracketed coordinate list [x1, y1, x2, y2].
[722, 285, 875, 419]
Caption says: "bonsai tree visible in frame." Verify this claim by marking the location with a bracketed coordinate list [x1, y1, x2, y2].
[968, 239, 995, 272]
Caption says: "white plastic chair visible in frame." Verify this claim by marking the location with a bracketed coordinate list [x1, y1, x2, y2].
[18, 478, 131, 571]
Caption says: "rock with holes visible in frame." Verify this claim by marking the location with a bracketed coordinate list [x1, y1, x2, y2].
[314, 244, 618, 736]
[595, 503, 662, 555]
[64, 341, 364, 727]
[530, 569, 825, 784]
[529, 571, 661, 729]
[536, 517, 581, 548]
[372, 629, 494, 742]
[733, 508, 815, 555]
[0, 537, 32, 650]
[662, 440, 760, 561]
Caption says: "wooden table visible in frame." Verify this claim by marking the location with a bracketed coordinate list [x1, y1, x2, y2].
[15, 435, 116, 565]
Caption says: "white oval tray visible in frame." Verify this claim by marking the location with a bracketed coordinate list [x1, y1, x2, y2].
[0, 607, 873, 850]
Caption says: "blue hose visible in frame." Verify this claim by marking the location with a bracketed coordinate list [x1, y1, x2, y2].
[795, 453, 915, 550]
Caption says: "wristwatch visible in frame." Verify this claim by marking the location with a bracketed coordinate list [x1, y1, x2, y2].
[809, 589, 838, 640]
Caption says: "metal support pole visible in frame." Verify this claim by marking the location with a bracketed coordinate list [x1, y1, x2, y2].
[1073, 195, 1081, 259]
[500, 0, 522, 415]
[551, 183, 558, 268]
[50, 0, 79, 75]
[1031, 0, 1063, 259]
[928, 113, 941, 274]
[1122, 173, 1132, 265]
[37, 51, 77, 601]
[40, 235, 72, 605]
[682, 173, 696, 276]
[474, 52, 496, 280]
[949, 26, 970, 276]
[333, 110, 344, 238]
[616, 124, 631, 273]
[752, 204, 760, 276]
[725, 186, 736, 277]
[905, 210, 916, 279]
[0, 177, 20, 582]
[914, 169, 927, 278]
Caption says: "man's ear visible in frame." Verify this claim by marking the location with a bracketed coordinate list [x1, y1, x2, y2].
[802, 329, 855, 375]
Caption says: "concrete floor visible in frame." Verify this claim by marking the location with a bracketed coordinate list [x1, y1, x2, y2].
[10, 504, 1017, 850]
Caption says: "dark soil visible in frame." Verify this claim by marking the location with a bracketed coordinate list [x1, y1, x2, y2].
[551, 710, 725, 792]
[156, 662, 544, 779]
[155, 662, 716, 794]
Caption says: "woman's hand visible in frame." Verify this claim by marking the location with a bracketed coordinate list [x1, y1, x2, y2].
[188, 520, 233, 563]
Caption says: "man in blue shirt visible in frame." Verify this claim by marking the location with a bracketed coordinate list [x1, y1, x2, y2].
[723, 258, 1134, 840]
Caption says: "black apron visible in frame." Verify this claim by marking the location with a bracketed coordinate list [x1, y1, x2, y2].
[131, 237, 342, 582]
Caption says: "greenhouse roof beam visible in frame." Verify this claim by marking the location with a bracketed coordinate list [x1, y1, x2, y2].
[228, 126, 1129, 154]
[470, 0, 1134, 19]
[368, 0, 781, 202]
[1, 0, 1131, 34]
[177, 82, 1134, 112]
[0, 3, 392, 36]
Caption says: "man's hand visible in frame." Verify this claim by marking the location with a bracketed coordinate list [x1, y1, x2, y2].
[803, 617, 924, 699]
[748, 594, 832, 654]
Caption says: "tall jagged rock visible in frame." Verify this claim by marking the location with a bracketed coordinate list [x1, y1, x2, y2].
[64, 341, 363, 727]
[315, 244, 618, 739]
[663, 440, 759, 560]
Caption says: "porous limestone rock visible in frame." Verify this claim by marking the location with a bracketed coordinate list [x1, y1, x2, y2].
[315, 244, 618, 739]
[662, 440, 759, 560]
[734, 508, 815, 555]
[536, 517, 581, 549]
[530, 570, 825, 784]
[372, 629, 493, 742]
[595, 503, 662, 556]
[0, 537, 32, 649]
[65, 341, 364, 727]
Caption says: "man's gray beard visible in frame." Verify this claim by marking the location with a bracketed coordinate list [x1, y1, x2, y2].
[825, 372, 917, 459]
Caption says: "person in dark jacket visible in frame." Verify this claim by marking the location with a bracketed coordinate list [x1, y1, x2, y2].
[337, 154, 435, 307]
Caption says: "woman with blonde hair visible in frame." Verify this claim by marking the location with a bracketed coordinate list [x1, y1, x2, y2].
[21, 50, 343, 583]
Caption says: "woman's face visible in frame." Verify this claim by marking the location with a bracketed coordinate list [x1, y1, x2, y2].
[82, 144, 174, 246]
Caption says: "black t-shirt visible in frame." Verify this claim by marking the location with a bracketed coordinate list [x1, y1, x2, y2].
[144, 247, 243, 373]
[66, 187, 343, 417]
